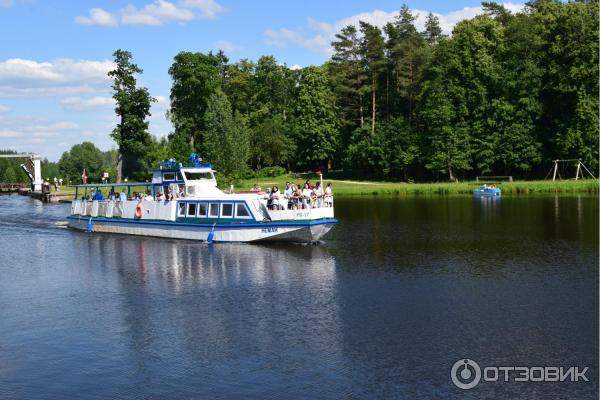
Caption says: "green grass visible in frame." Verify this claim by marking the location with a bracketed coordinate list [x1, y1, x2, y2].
[232, 175, 599, 196]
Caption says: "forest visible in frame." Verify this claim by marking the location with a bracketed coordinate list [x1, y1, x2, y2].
[1, 0, 597, 184]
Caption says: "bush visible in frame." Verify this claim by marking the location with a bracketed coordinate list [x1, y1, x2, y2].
[256, 166, 286, 178]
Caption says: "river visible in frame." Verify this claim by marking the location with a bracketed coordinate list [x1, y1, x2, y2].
[0, 194, 597, 399]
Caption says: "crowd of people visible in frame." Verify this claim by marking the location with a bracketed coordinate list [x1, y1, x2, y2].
[85, 180, 334, 211]
[255, 180, 333, 210]
[86, 186, 187, 202]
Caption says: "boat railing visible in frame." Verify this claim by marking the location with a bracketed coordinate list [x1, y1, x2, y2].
[73, 199, 120, 218]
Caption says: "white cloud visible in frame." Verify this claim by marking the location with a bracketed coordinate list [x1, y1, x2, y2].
[211, 40, 241, 53]
[0, 104, 8, 113]
[121, 0, 194, 25]
[75, 8, 118, 27]
[264, 3, 525, 54]
[0, 129, 21, 138]
[0, 117, 83, 152]
[0, 58, 114, 97]
[76, 0, 223, 27]
[23, 121, 79, 132]
[61, 96, 115, 111]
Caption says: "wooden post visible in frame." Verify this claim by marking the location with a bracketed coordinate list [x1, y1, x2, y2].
[552, 160, 558, 181]
[575, 160, 581, 180]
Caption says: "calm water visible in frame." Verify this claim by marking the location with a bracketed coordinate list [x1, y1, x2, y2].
[0, 194, 597, 399]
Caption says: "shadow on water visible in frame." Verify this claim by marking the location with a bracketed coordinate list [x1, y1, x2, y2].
[0, 194, 597, 399]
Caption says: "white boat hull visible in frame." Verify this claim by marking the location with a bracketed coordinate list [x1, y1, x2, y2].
[67, 216, 336, 243]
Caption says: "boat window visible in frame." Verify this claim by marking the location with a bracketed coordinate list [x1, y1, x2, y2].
[177, 202, 185, 217]
[176, 172, 183, 181]
[198, 203, 207, 217]
[235, 203, 252, 218]
[185, 171, 213, 181]
[221, 203, 233, 218]
[187, 203, 197, 217]
[163, 172, 176, 181]
[209, 203, 219, 217]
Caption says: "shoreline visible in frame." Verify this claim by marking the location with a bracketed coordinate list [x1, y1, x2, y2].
[5, 178, 597, 203]
[232, 176, 599, 197]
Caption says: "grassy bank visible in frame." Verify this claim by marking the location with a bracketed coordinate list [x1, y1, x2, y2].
[232, 175, 599, 196]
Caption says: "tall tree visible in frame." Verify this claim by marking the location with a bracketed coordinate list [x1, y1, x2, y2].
[423, 13, 444, 45]
[360, 22, 386, 135]
[108, 49, 155, 182]
[203, 89, 250, 178]
[534, 0, 599, 169]
[331, 25, 368, 131]
[168, 51, 221, 161]
[291, 66, 339, 169]
[385, 5, 427, 125]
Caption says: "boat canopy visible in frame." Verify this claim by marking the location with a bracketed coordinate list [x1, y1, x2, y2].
[73, 154, 223, 199]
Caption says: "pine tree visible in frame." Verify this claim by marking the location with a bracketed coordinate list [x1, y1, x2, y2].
[423, 13, 444, 45]
[331, 25, 367, 131]
[359, 21, 386, 135]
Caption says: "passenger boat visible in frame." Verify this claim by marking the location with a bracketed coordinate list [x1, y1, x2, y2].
[67, 155, 336, 243]
[472, 185, 501, 197]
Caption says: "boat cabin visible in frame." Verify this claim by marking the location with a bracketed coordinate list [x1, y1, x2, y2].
[151, 158, 222, 198]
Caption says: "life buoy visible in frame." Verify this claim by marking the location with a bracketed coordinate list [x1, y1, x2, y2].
[135, 203, 143, 219]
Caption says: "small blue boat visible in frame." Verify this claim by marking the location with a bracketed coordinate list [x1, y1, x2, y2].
[472, 186, 501, 197]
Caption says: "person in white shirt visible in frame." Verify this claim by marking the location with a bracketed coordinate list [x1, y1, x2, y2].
[324, 183, 333, 207]
[313, 181, 324, 208]
[144, 191, 154, 201]
[119, 190, 127, 202]
[270, 186, 281, 210]
[301, 183, 312, 209]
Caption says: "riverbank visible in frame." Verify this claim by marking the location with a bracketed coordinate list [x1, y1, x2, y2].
[232, 176, 599, 196]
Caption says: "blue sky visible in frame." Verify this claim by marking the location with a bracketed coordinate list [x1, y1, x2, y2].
[0, 0, 523, 161]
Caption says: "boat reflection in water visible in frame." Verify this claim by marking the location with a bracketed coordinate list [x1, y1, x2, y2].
[78, 233, 347, 396]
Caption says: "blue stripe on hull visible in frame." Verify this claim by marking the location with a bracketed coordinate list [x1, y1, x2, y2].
[66, 215, 337, 229]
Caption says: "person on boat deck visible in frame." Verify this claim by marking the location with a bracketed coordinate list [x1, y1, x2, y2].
[165, 188, 173, 201]
[270, 186, 282, 210]
[313, 181, 324, 208]
[284, 182, 293, 208]
[284, 182, 293, 198]
[252, 183, 261, 192]
[119, 189, 127, 202]
[290, 186, 301, 209]
[156, 191, 165, 201]
[301, 183, 312, 209]
[144, 191, 154, 201]
[324, 183, 333, 207]
[93, 189, 104, 201]
[264, 187, 272, 208]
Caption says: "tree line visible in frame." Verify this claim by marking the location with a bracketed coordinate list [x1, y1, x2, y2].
[2, 1, 596, 184]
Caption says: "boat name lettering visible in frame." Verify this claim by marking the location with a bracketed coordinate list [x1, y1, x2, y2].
[262, 227, 279, 233]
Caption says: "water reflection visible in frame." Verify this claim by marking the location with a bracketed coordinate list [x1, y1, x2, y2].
[0, 194, 597, 399]
[73, 235, 346, 396]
